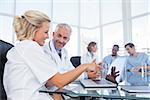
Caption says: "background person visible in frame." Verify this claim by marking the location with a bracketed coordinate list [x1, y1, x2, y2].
[103, 44, 120, 68]
[102, 45, 120, 79]
[81, 41, 100, 80]
[125, 43, 150, 86]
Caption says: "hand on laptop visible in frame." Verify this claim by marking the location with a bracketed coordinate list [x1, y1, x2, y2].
[105, 67, 119, 84]
[87, 70, 101, 80]
[86, 59, 102, 80]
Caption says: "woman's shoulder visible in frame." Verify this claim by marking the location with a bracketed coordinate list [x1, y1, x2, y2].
[15, 40, 40, 49]
[14, 40, 43, 55]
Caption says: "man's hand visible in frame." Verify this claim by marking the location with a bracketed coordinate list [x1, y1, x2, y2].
[105, 67, 119, 84]
[130, 66, 142, 72]
[87, 59, 99, 70]
[86, 59, 102, 80]
[87, 70, 100, 80]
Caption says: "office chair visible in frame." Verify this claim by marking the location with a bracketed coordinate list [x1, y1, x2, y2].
[70, 56, 81, 68]
[0, 40, 13, 100]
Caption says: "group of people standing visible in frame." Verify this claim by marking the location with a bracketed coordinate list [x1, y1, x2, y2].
[2, 10, 150, 100]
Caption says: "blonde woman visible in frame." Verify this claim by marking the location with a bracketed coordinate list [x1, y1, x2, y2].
[3, 10, 99, 100]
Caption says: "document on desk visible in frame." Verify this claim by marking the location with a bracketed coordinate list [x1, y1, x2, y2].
[80, 79, 117, 88]
[121, 85, 150, 93]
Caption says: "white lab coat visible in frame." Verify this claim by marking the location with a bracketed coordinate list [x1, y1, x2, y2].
[81, 51, 99, 64]
[3, 40, 58, 100]
[43, 40, 74, 73]
[43, 41, 85, 78]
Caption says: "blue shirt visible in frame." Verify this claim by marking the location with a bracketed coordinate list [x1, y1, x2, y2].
[126, 52, 150, 86]
[103, 54, 119, 68]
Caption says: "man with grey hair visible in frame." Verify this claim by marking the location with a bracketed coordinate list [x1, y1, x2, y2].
[44, 23, 100, 79]
[43, 23, 100, 99]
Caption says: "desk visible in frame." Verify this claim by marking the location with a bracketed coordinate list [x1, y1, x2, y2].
[39, 81, 150, 100]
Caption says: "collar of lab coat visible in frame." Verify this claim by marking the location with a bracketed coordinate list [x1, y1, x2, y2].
[50, 40, 60, 54]
[87, 51, 94, 57]
[48, 41, 71, 72]
[49, 40, 67, 60]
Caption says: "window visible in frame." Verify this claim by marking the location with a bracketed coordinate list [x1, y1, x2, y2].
[16, 0, 52, 16]
[80, 0, 99, 28]
[0, 16, 14, 43]
[0, 0, 14, 15]
[131, 0, 148, 17]
[103, 22, 123, 57]
[80, 28, 100, 57]
[53, 0, 79, 26]
[132, 16, 150, 53]
[101, 0, 122, 24]
[65, 27, 78, 58]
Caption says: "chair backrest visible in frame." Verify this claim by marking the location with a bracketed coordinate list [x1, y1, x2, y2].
[70, 56, 81, 68]
[0, 40, 13, 100]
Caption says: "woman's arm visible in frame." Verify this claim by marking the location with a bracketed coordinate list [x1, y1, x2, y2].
[46, 62, 100, 88]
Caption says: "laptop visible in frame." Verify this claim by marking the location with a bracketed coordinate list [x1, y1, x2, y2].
[107, 56, 127, 83]
[121, 85, 150, 93]
[80, 79, 117, 88]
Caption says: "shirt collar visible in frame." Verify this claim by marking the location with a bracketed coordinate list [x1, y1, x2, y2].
[50, 40, 62, 53]
[87, 51, 94, 57]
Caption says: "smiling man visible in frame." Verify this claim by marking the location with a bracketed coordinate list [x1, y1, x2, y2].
[43, 23, 100, 79]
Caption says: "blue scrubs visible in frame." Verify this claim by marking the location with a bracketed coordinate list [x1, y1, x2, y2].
[126, 52, 150, 86]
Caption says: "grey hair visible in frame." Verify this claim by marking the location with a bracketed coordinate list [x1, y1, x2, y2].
[55, 23, 72, 35]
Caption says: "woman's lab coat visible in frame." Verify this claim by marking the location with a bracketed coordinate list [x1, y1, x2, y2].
[3, 40, 58, 100]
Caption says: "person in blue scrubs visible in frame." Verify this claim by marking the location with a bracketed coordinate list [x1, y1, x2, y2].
[125, 43, 150, 86]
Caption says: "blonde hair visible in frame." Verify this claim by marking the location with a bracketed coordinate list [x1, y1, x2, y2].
[13, 10, 51, 40]
[55, 23, 72, 35]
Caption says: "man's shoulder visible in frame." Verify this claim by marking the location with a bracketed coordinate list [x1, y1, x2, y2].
[103, 54, 112, 59]
[139, 52, 149, 58]
[139, 52, 147, 55]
